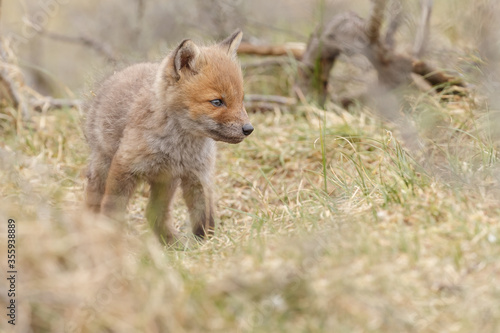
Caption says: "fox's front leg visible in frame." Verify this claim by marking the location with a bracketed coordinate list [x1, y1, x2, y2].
[101, 156, 137, 221]
[146, 176, 181, 244]
[181, 173, 215, 238]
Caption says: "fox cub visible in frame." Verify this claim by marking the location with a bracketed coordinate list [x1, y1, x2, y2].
[84, 31, 253, 243]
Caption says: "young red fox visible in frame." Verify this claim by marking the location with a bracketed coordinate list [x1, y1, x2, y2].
[84, 31, 253, 243]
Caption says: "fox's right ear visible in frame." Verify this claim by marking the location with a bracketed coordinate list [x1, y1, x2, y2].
[172, 39, 200, 80]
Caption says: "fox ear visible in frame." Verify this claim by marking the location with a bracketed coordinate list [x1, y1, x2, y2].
[173, 39, 200, 79]
[219, 30, 243, 58]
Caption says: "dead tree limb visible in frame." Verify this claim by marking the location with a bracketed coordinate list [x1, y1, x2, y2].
[241, 58, 289, 70]
[237, 0, 464, 106]
[30, 97, 82, 112]
[0, 68, 27, 113]
[294, 0, 462, 105]
[237, 35, 463, 89]
[367, 0, 387, 46]
[412, 60, 464, 88]
[238, 42, 304, 59]
[245, 94, 296, 105]
[38, 29, 118, 65]
[384, 0, 403, 49]
[413, 0, 433, 58]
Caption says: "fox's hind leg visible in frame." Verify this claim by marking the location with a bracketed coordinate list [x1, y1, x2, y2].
[85, 153, 111, 213]
[181, 173, 215, 239]
[100, 154, 138, 221]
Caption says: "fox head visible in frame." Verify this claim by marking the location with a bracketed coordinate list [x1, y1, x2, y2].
[156, 30, 253, 144]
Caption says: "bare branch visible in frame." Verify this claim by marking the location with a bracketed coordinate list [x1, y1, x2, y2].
[38, 29, 118, 64]
[30, 97, 82, 112]
[237, 42, 304, 59]
[26, 96, 283, 112]
[384, 0, 403, 49]
[0, 39, 30, 118]
[245, 18, 308, 40]
[413, 0, 433, 58]
[238, 39, 463, 94]
[241, 58, 290, 69]
[367, 0, 388, 46]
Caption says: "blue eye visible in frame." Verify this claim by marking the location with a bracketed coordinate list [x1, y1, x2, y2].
[210, 99, 224, 107]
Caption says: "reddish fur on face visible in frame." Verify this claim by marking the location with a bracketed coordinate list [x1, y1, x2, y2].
[181, 49, 245, 122]
[83, 30, 251, 244]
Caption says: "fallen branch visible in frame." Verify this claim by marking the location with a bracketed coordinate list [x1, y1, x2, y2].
[384, 0, 403, 49]
[0, 39, 30, 118]
[411, 60, 465, 88]
[237, 4, 465, 106]
[38, 29, 118, 65]
[413, 0, 433, 58]
[238, 41, 463, 90]
[241, 58, 289, 69]
[243, 94, 297, 111]
[238, 42, 304, 59]
[244, 94, 296, 105]
[30, 97, 82, 112]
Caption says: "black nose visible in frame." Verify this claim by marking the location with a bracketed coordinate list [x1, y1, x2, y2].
[242, 123, 254, 136]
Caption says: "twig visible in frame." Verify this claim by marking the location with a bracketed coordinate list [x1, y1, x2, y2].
[24, 95, 296, 113]
[238, 39, 464, 92]
[132, 0, 145, 47]
[384, 0, 403, 49]
[38, 29, 118, 64]
[241, 58, 290, 69]
[367, 0, 388, 46]
[411, 60, 464, 88]
[245, 94, 296, 105]
[237, 42, 304, 59]
[245, 18, 308, 40]
[244, 94, 298, 112]
[0, 39, 30, 118]
[413, 0, 433, 58]
[30, 97, 82, 111]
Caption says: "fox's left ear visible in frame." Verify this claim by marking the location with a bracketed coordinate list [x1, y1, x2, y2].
[219, 30, 243, 59]
[173, 39, 201, 79]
